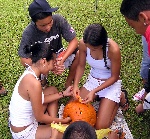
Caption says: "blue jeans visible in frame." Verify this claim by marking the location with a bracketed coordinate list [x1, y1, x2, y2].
[140, 36, 150, 81]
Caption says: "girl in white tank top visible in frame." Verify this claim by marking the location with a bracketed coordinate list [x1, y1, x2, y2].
[9, 42, 73, 139]
[73, 23, 128, 138]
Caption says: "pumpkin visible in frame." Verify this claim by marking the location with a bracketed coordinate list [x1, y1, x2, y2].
[63, 100, 96, 126]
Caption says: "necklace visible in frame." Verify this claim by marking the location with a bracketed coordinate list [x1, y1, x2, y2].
[27, 66, 39, 80]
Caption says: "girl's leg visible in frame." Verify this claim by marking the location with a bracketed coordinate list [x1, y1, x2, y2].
[108, 131, 119, 139]
[35, 125, 63, 139]
[43, 86, 59, 117]
[65, 51, 79, 88]
[95, 98, 119, 129]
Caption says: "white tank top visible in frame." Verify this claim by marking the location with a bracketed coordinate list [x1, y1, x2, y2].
[86, 47, 111, 79]
[9, 67, 44, 127]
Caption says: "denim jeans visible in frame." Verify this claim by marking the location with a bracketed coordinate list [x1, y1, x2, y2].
[140, 36, 150, 81]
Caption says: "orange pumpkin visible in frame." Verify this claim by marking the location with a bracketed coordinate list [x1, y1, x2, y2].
[63, 100, 96, 126]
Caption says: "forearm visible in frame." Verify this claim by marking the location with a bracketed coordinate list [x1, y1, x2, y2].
[74, 65, 85, 87]
[44, 92, 64, 104]
[62, 38, 78, 62]
[36, 113, 66, 124]
[93, 76, 119, 93]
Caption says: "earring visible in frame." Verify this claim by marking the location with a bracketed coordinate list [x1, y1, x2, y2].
[144, 22, 147, 26]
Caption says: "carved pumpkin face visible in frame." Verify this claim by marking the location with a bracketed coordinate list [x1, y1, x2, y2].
[63, 101, 96, 126]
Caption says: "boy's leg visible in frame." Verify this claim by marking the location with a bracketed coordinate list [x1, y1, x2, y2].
[65, 51, 79, 88]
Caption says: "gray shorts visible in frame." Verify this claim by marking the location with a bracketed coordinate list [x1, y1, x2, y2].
[64, 54, 75, 69]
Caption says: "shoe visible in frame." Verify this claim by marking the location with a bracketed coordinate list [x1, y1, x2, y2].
[133, 88, 145, 101]
[0, 84, 7, 96]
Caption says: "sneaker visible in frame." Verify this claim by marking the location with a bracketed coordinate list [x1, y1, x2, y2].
[133, 88, 145, 101]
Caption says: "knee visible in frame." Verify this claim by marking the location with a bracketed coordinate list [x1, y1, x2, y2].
[95, 121, 110, 130]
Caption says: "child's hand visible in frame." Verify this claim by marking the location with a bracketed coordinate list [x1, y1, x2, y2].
[50, 127, 59, 139]
[62, 117, 72, 124]
[52, 58, 65, 75]
[73, 86, 80, 98]
[63, 86, 73, 97]
[82, 91, 95, 103]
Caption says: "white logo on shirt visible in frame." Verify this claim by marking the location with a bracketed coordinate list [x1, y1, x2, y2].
[44, 34, 59, 44]
[70, 27, 74, 33]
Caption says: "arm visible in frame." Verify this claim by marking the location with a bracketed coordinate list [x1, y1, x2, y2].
[27, 79, 71, 124]
[61, 37, 78, 63]
[44, 86, 73, 104]
[56, 15, 78, 64]
[73, 39, 87, 95]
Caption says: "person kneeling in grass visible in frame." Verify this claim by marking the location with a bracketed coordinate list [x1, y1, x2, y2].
[9, 42, 73, 139]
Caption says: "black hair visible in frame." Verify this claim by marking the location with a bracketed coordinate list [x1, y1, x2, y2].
[63, 121, 97, 139]
[31, 12, 52, 22]
[24, 41, 55, 63]
[83, 23, 110, 69]
[120, 0, 150, 21]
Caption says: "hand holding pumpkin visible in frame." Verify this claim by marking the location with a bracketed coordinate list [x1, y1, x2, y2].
[73, 86, 80, 99]
[61, 117, 72, 124]
[82, 90, 96, 103]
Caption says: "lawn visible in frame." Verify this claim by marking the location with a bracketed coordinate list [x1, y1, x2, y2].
[0, 0, 150, 138]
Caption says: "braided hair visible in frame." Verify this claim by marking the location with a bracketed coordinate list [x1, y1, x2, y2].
[83, 23, 110, 69]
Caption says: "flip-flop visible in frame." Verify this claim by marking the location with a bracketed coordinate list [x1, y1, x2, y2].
[0, 85, 8, 97]
[120, 89, 129, 111]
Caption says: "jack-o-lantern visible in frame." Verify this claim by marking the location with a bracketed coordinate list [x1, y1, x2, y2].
[63, 100, 96, 126]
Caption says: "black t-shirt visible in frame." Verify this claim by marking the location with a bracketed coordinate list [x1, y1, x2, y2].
[18, 14, 76, 58]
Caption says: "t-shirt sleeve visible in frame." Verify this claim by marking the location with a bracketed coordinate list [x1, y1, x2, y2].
[55, 14, 76, 42]
[18, 25, 33, 58]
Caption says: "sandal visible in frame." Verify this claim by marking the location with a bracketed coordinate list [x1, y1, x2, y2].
[0, 83, 7, 96]
[120, 89, 129, 111]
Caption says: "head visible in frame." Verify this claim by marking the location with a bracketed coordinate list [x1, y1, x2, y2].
[63, 121, 97, 139]
[83, 23, 109, 69]
[24, 42, 56, 74]
[28, 0, 58, 33]
[120, 0, 150, 35]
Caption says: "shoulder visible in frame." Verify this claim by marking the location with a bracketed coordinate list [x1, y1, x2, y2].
[22, 22, 36, 36]
[108, 38, 120, 52]
[22, 73, 40, 87]
[108, 38, 121, 58]
[79, 39, 87, 52]
[52, 14, 66, 22]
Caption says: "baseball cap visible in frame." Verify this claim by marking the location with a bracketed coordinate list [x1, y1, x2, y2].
[28, 0, 59, 17]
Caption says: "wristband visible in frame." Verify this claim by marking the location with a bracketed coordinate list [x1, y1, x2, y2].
[59, 91, 64, 97]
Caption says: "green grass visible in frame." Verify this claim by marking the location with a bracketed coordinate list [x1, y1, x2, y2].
[0, 0, 150, 138]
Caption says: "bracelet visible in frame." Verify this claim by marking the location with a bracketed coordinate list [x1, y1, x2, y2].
[59, 91, 64, 97]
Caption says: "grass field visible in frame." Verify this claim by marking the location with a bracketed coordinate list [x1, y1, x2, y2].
[0, 0, 150, 138]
